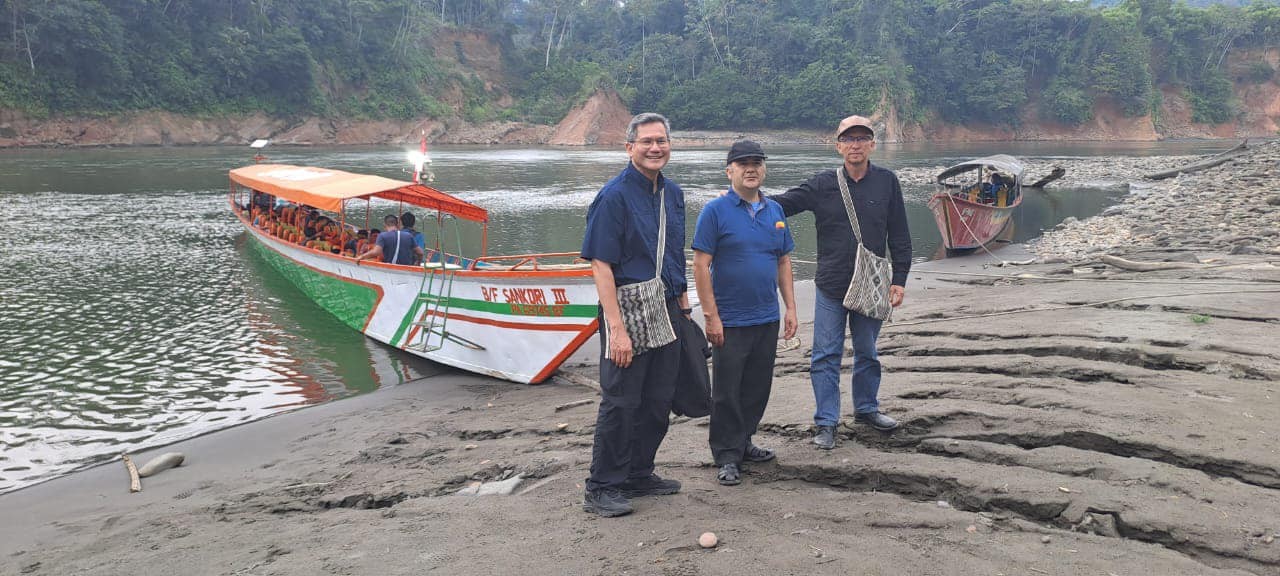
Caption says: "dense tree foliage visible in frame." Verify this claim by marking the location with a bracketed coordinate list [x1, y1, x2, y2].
[1, 0, 1277, 128]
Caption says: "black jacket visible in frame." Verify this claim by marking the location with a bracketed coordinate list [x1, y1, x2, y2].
[670, 313, 711, 418]
[773, 164, 912, 300]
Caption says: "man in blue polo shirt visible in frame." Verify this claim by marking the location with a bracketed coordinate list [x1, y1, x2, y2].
[692, 140, 797, 487]
[354, 214, 423, 266]
[580, 113, 691, 518]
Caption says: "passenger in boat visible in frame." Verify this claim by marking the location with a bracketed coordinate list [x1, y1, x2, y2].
[251, 190, 273, 212]
[354, 215, 422, 265]
[305, 216, 332, 241]
[344, 229, 368, 255]
[692, 140, 798, 487]
[772, 114, 912, 448]
[981, 172, 1006, 204]
[399, 211, 426, 251]
[580, 112, 690, 518]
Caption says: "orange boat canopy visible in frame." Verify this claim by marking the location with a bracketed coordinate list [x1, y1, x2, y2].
[230, 164, 488, 223]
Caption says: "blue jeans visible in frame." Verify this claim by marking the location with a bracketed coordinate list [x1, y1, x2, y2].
[811, 288, 883, 426]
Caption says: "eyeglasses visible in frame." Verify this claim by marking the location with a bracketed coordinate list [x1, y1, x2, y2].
[630, 138, 670, 148]
[837, 135, 874, 144]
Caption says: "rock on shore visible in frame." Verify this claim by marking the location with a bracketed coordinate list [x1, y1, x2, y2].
[1031, 139, 1280, 261]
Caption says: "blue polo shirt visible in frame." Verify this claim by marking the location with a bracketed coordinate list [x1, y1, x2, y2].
[581, 162, 687, 299]
[376, 229, 416, 265]
[691, 188, 794, 327]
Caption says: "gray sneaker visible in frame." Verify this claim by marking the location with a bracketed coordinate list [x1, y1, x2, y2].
[583, 488, 633, 517]
[854, 411, 899, 432]
[813, 425, 836, 450]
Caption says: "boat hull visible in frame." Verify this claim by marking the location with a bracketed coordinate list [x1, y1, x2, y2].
[240, 216, 598, 384]
[927, 193, 1021, 250]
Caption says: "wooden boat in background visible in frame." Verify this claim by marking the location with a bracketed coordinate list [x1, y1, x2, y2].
[927, 154, 1025, 251]
[228, 162, 598, 384]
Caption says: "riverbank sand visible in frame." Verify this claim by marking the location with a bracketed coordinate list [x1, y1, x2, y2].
[3, 144, 1278, 575]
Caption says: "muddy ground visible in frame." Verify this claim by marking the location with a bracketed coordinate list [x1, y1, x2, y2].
[2, 250, 1278, 576]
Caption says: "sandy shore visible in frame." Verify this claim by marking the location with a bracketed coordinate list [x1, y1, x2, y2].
[4, 146, 1279, 575]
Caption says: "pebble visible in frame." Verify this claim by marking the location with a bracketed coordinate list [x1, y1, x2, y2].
[1029, 141, 1280, 261]
[698, 532, 718, 548]
[1041, 535, 1052, 544]
[137, 452, 185, 478]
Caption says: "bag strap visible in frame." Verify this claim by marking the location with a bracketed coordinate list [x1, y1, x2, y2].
[835, 166, 866, 246]
[391, 229, 402, 263]
[653, 178, 667, 280]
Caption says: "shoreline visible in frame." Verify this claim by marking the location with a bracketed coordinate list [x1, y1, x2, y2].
[4, 143, 1279, 574]
[5, 247, 1279, 574]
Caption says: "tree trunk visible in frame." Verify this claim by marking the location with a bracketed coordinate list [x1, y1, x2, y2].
[544, 6, 557, 69]
[1143, 140, 1248, 180]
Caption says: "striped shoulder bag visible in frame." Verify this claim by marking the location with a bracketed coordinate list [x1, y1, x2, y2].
[836, 167, 894, 321]
[608, 184, 677, 357]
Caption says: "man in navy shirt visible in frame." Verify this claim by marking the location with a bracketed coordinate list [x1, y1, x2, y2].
[580, 113, 691, 517]
[692, 140, 797, 486]
[354, 214, 422, 265]
[772, 115, 912, 449]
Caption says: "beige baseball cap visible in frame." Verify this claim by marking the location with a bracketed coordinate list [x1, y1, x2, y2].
[835, 115, 875, 138]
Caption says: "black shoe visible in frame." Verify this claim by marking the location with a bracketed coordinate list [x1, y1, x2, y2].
[717, 463, 741, 486]
[854, 411, 899, 432]
[743, 443, 776, 463]
[813, 425, 836, 450]
[619, 474, 682, 498]
[583, 488, 633, 517]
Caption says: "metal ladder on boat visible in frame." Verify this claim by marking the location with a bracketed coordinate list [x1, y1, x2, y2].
[406, 213, 485, 353]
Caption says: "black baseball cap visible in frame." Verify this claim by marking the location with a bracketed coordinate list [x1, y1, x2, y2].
[726, 140, 767, 165]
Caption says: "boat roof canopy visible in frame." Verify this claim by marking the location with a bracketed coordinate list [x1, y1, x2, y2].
[936, 155, 1025, 184]
[230, 164, 488, 223]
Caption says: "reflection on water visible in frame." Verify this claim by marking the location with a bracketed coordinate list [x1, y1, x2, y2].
[0, 141, 1225, 492]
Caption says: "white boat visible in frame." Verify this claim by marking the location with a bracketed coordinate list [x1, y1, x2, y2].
[229, 162, 598, 384]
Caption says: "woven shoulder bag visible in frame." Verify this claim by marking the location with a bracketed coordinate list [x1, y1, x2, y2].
[836, 167, 894, 321]
[608, 183, 677, 357]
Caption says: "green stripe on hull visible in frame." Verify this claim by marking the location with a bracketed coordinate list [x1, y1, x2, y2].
[389, 294, 596, 347]
[421, 296, 596, 319]
[251, 238, 378, 332]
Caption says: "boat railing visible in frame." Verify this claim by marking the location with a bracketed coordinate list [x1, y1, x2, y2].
[470, 252, 589, 271]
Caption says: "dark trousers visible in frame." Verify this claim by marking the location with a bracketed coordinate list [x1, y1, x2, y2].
[586, 301, 681, 491]
[709, 321, 780, 466]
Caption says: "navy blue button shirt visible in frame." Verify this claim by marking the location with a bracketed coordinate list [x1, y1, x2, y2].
[692, 188, 795, 327]
[581, 162, 688, 299]
[773, 164, 912, 301]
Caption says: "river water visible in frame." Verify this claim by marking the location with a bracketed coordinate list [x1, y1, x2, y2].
[0, 141, 1226, 493]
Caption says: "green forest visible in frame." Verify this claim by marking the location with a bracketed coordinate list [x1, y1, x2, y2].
[1, 0, 1277, 130]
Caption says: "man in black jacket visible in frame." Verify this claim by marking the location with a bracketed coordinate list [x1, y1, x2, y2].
[771, 115, 912, 450]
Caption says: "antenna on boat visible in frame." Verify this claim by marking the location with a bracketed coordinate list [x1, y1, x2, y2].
[407, 130, 434, 184]
[250, 139, 270, 163]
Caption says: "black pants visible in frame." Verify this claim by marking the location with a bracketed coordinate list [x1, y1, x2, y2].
[586, 300, 681, 491]
[709, 321, 780, 466]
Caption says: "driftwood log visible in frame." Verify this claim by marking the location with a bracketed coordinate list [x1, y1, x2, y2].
[1025, 166, 1066, 188]
[553, 398, 596, 412]
[1144, 140, 1248, 180]
[1100, 254, 1204, 272]
[122, 454, 142, 493]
